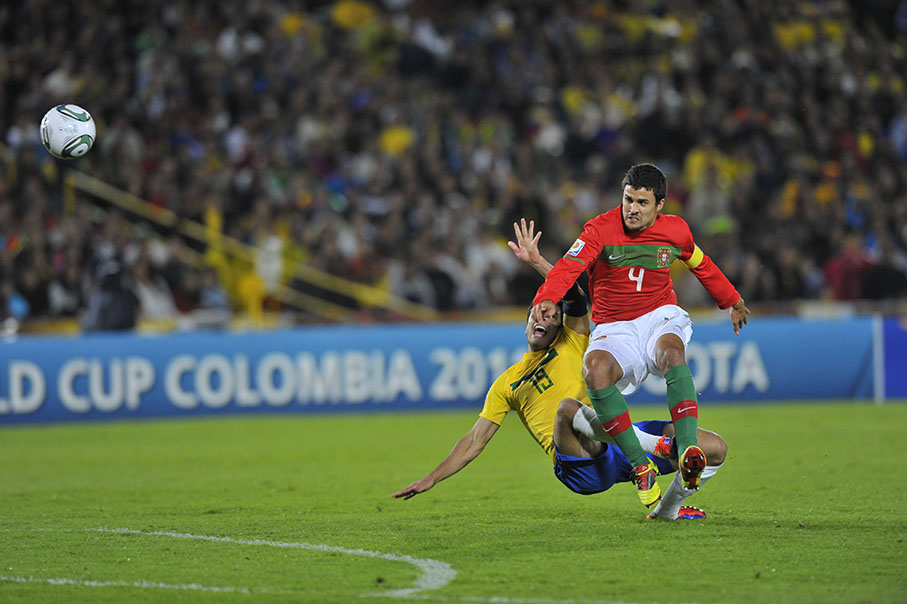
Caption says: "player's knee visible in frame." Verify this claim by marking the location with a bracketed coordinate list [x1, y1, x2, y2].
[555, 399, 579, 426]
[554, 399, 589, 455]
[709, 434, 728, 465]
[583, 352, 619, 388]
[657, 348, 685, 373]
[655, 335, 686, 373]
[557, 398, 579, 416]
[697, 428, 727, 465]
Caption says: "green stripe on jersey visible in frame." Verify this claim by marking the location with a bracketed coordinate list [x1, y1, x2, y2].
[510, 348, 559, 391]
[601, 244, 683, 269]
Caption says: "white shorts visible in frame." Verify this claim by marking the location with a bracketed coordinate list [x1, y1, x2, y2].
[584, 305, 693, 396]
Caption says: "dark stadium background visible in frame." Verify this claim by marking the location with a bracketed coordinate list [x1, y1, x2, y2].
[0, 0, 905, 331]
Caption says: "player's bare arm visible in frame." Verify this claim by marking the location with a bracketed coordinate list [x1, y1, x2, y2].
[516, 222, 558, 326]
[392, 417, 499, 500]
[729, 296, 750, 335]
[510, 218, 589, 336]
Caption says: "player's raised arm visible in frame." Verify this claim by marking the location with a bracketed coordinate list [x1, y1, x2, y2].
[392, 417, 499, 500]
[510, 218, 590, 335]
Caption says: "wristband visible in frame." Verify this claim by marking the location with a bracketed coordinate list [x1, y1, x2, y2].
[562, 279, 588, 317]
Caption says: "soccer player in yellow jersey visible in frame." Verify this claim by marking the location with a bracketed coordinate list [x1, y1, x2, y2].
[393, 219, 728, 520]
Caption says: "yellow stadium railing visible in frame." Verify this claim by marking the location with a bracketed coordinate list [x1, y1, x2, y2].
[0, 139, 439, 324]
[61, 169, 440, 322]
[53, 172, 352, 323]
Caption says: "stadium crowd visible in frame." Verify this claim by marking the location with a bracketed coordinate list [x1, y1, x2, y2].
[1, 0, 907, 327]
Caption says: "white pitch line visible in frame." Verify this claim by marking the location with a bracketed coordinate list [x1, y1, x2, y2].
[392, 595, 661, 604]
[94, 527, 457, 598]
[0, 574, 270, 594]
[11, 529, 672, 604]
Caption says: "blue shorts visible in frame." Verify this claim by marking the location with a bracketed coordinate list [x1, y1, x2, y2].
[553, 420, 675, 495]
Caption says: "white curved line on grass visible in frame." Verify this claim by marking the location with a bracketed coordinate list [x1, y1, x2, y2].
[94, 527, 457, 598]
[0, 574, 263, 594]
[398, 597, 650, 604]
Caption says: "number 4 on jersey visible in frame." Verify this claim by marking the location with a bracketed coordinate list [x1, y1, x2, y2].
[628, 267, 645, 291]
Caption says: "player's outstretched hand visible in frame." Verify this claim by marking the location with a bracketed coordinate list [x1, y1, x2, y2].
[507, 218, 542, 267]
[730, 296, 750, 335]
[392, 477, 435, 500]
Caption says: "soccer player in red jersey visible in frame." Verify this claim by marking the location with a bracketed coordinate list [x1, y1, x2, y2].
[530, 163, 749, 509]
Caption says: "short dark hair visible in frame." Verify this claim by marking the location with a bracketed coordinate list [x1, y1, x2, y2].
[621, 163, 667, 201]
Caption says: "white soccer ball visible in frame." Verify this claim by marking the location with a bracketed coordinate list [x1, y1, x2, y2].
[40, 104, 96, 159]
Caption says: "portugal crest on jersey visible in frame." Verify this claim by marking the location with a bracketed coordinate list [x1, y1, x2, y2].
[656, 247, 672, 268]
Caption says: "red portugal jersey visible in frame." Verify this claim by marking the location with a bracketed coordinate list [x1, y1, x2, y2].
[532, 207, 740, 324]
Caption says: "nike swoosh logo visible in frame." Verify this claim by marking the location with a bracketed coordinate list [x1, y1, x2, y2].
[608, 254, 623, 260]
[676, 405, 696, 414]
[602, 423, 619, 433]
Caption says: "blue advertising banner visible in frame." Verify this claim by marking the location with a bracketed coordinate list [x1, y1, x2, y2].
[631, 316, 875, 403]
[883, 317, 907, 398]
[0, 325, 526, 423]
[0, 316, 878, 424]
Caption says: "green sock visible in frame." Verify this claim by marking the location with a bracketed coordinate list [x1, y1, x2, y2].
[588, 385, 649, 467]
[665, 365, 699, 453]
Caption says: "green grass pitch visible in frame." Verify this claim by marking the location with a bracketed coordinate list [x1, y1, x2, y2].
[2, 402, 905, 603]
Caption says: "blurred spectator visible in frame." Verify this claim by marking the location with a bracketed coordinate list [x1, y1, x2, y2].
[132, 254, 178, 321]
[17, 259, 50, 318]
[0, 278, 30, 321]
[81, 260, 139, 332]
[48, 259, 87, 317]
[685, 160, 733, 237]
[172, 268, 201, 314]
[199, 267, 232, 311]
[824, 234, 873, 300]
[861, 241, 907, 299]
[465, 228, 520, 304]
[387, 256, 437, 308]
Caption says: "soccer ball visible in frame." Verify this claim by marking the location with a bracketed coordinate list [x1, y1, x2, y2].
[40, 104, 96, 159]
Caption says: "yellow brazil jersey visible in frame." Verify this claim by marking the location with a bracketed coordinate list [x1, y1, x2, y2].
[479, 325, 590, 464]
